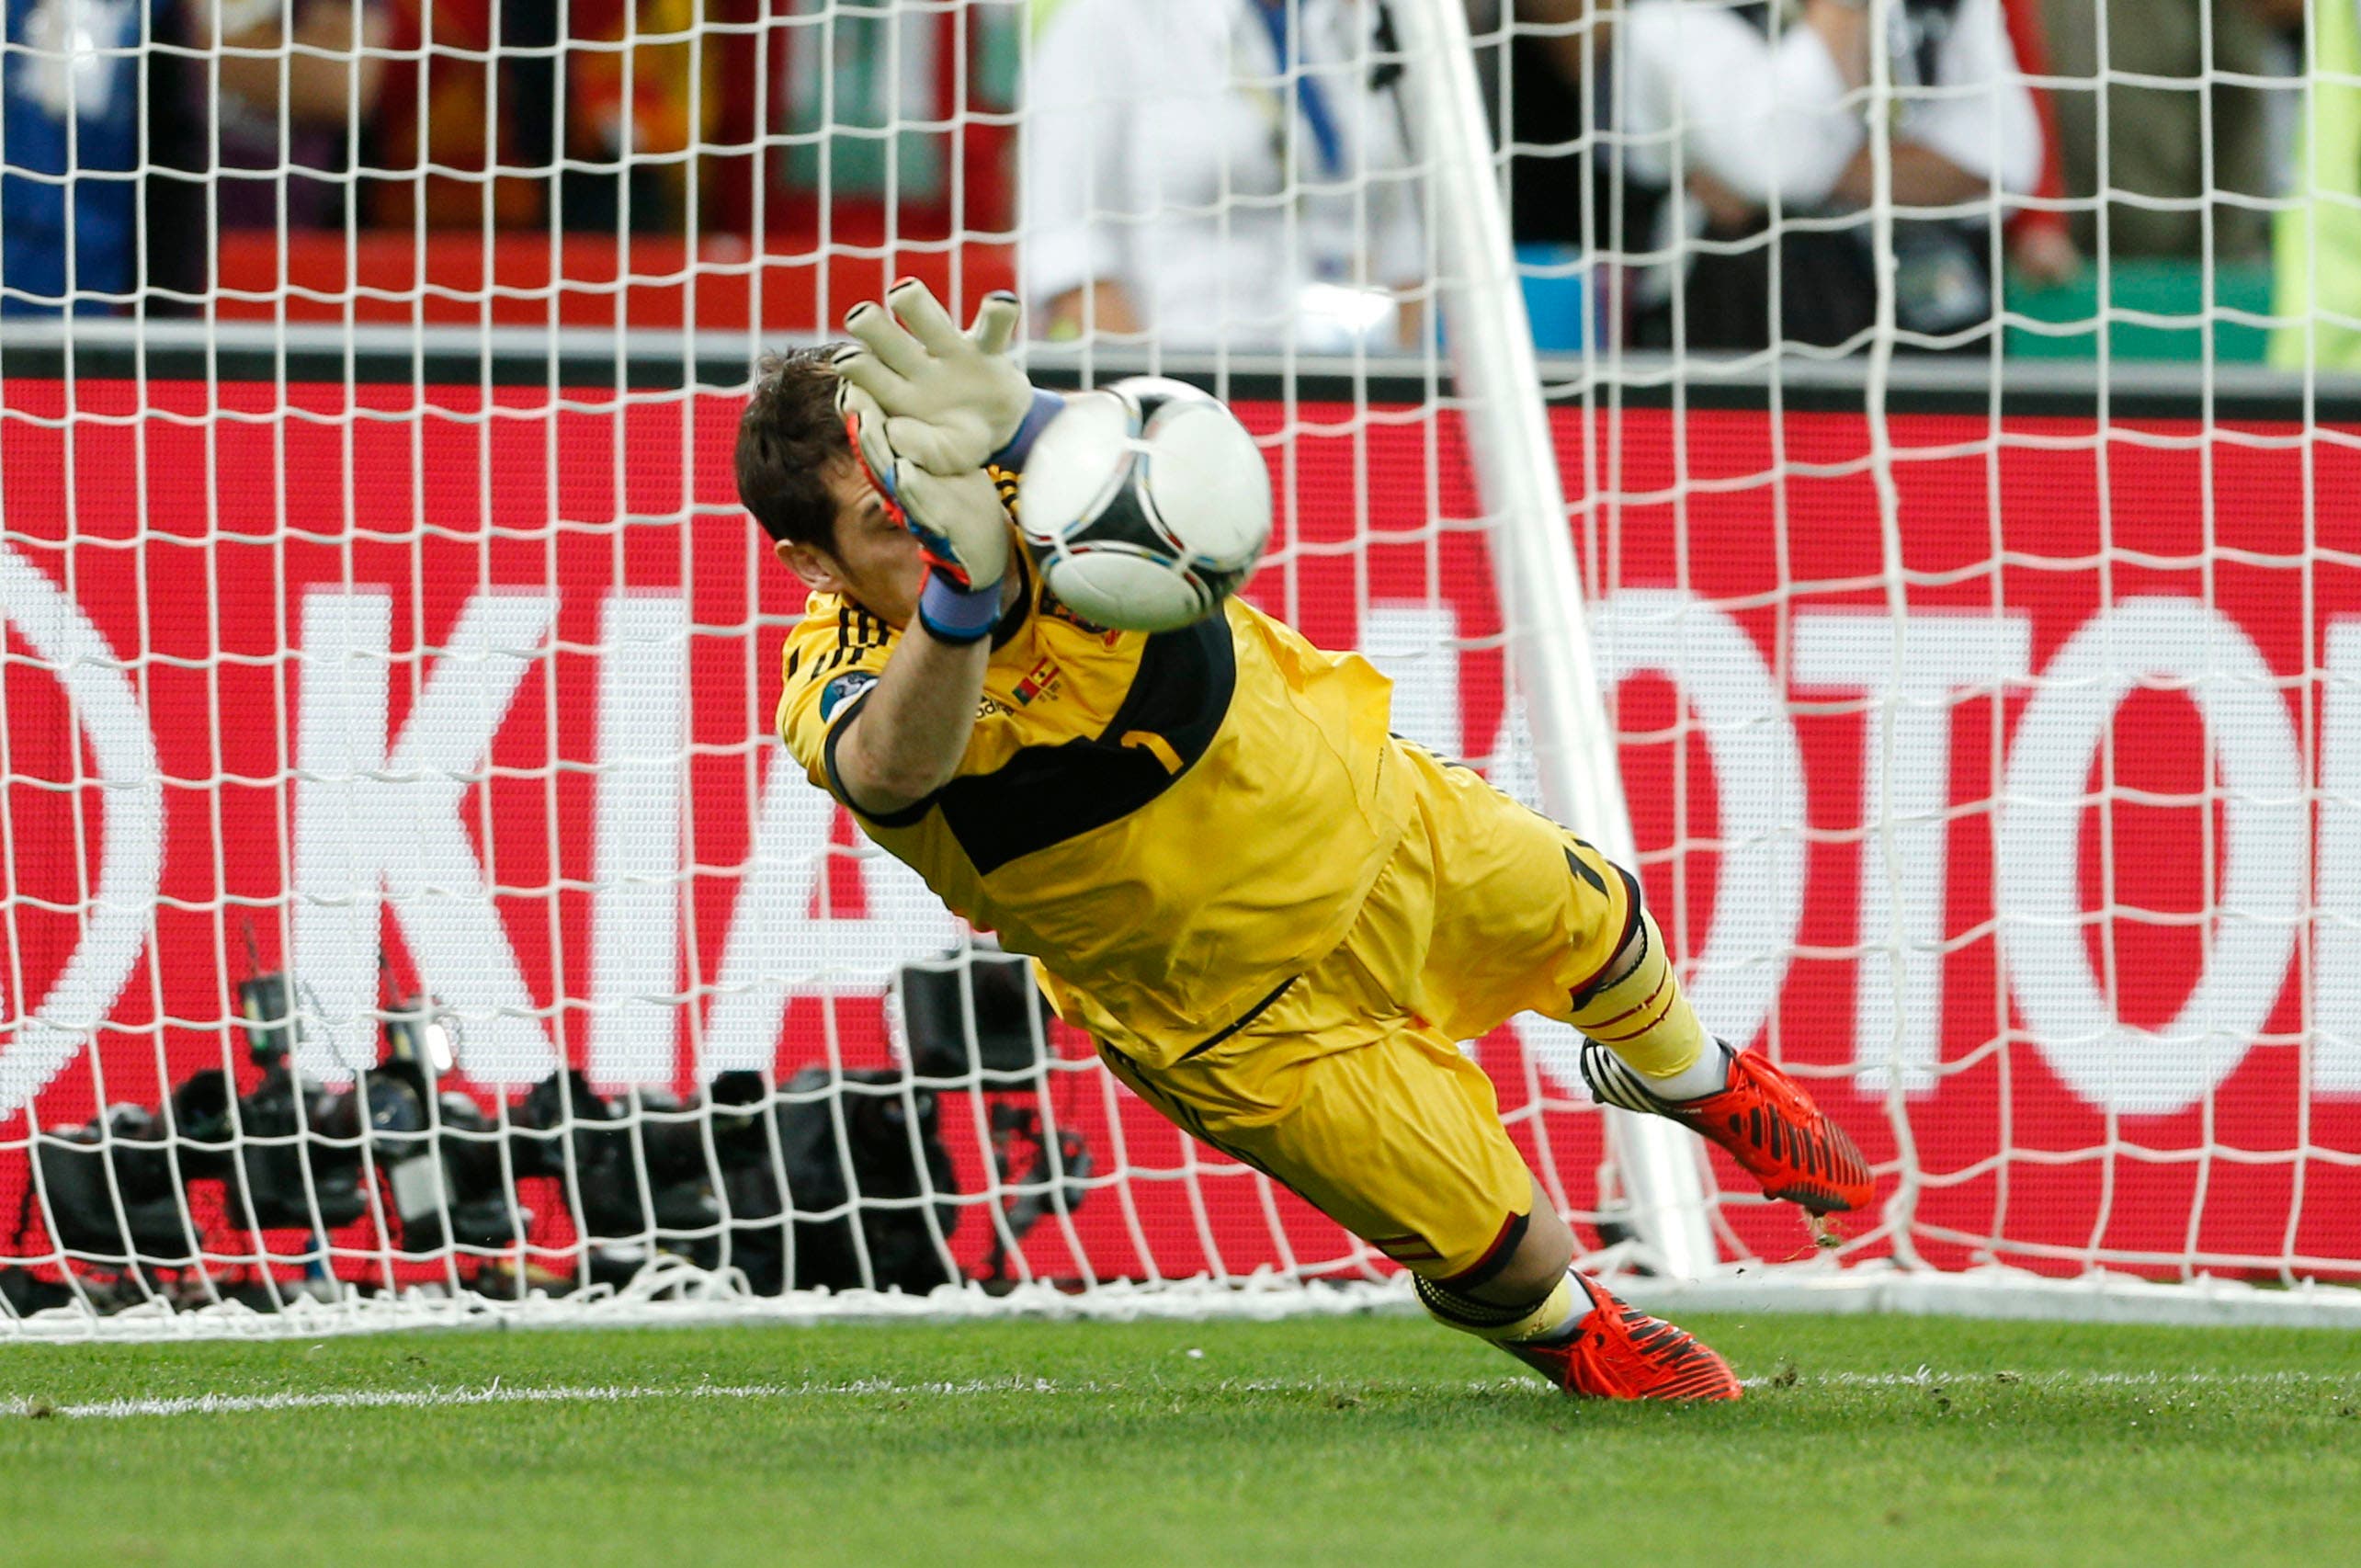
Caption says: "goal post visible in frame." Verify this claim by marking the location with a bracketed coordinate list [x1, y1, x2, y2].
[1390, 0, 1716, 1279]
[4, 0, 2361, 1339]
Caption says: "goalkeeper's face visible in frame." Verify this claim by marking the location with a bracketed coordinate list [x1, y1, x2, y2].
[775, 458, 928, 627]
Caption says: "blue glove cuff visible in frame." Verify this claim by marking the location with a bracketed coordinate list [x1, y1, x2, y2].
[988, 389, 1065, 473]
[917, 573, 1002, 644]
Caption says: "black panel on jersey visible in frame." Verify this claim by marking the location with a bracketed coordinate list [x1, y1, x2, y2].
[987, 551, 1038, 650]
[934, 613, 1239, 876]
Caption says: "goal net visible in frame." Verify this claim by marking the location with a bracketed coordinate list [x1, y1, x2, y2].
[1, 0, 2356, 1338]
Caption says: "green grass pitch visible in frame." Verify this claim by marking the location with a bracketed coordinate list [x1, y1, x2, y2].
[1, 1311, 2354, 1565]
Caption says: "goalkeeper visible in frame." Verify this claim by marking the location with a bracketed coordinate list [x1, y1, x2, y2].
[739, 280, 1873, 1402]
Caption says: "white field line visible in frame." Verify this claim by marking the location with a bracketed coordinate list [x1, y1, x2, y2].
[0, 1379, 1063, 1421]
[1789, 1369, 2355, 1389]
[2, 1368, 2351, 1421]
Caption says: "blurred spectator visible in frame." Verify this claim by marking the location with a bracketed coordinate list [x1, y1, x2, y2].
[1477, 0, 1608, 249]
[367, 0, 712, 233]
[1020, 0, 1424, 350]
[2040, 0, 2284, 262]
[561, 0, 713, 233]
[369, 0, 550, 229]
[1606, 0, 2041, 352]
[1, 0, 383, 312]
[2271, 0, 2360, 367]
[210, 0, 390, 229]
[3, 0, 171, 311]
[1999, 0, 2080, 286]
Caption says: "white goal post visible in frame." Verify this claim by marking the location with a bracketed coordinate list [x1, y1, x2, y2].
[2, 0, 2359, 1340]
[1390, 0, 1719, 1279]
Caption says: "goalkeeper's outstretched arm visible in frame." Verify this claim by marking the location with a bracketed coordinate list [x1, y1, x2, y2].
[821, 278, 1073, 815]
[824, 393, 1009, 820]
[833, 625, 993, 818]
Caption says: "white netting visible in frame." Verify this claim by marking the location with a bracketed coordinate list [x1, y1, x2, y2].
[1, 0, 2357, 1339]
[1500, 0, 2360, 1300]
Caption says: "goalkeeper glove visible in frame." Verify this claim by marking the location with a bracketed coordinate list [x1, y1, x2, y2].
[838, 381, 1011, 646]
[834, 278, 1062, 473]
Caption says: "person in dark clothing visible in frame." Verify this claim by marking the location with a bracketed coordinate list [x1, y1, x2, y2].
[1585, 0, 2041, 353]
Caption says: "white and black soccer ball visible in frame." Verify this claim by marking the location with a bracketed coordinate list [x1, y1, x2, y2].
[1016, 377, 1272, 633]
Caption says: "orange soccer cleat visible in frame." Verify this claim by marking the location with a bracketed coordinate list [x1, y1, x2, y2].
[1582, 1040, 1875, 1215]
[1505, 1277, 1742, 1402]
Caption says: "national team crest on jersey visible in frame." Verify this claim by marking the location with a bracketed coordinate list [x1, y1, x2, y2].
[1012, 656, 1061, 705]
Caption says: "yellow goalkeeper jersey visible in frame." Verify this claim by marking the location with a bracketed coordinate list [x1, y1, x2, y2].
[775, 558, 1411, 1068]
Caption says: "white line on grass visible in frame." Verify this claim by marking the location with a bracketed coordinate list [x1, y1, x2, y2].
[0, 1379, 1058, 1421]
[1802, 1369, 2353, 1389]
[3, 1368, 2347, 1421]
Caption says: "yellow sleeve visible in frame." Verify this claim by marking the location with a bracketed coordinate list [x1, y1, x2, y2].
[774, 600, 897, 805]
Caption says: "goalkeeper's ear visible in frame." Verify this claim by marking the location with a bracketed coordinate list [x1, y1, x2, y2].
[773, 536, 838, 594]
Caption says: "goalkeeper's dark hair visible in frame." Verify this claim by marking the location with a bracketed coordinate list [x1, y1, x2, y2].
[736, 346, 855, 550]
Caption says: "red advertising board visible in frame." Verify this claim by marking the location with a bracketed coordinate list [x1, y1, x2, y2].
[2, 380, 2357, 1286]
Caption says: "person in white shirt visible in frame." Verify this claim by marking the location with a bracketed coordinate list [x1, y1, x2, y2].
[1020, 0, 1425, 351]
[1605, 0, 2041, 350]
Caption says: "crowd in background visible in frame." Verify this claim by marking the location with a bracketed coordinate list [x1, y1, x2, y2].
[1, 0, 722, 310]
[0, 0, 2347, 362]
[1023, 0, 2329, 358]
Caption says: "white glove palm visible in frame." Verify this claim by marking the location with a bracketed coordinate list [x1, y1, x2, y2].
[838, 382, 1009, 592]
[833, 279, 1035, 474]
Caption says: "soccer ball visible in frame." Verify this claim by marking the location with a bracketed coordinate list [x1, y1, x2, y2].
[1016, 377, 1272, 633]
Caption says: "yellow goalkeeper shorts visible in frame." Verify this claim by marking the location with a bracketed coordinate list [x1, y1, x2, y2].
[1095, 740, 1635, 1283]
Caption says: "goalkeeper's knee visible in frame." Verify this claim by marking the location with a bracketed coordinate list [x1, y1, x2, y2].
[1563, 907, 1709, 1083]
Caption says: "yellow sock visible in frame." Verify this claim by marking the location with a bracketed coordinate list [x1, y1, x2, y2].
[1414, 1272, 1586, 1344]
[1563, 911, 1708, 1080]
